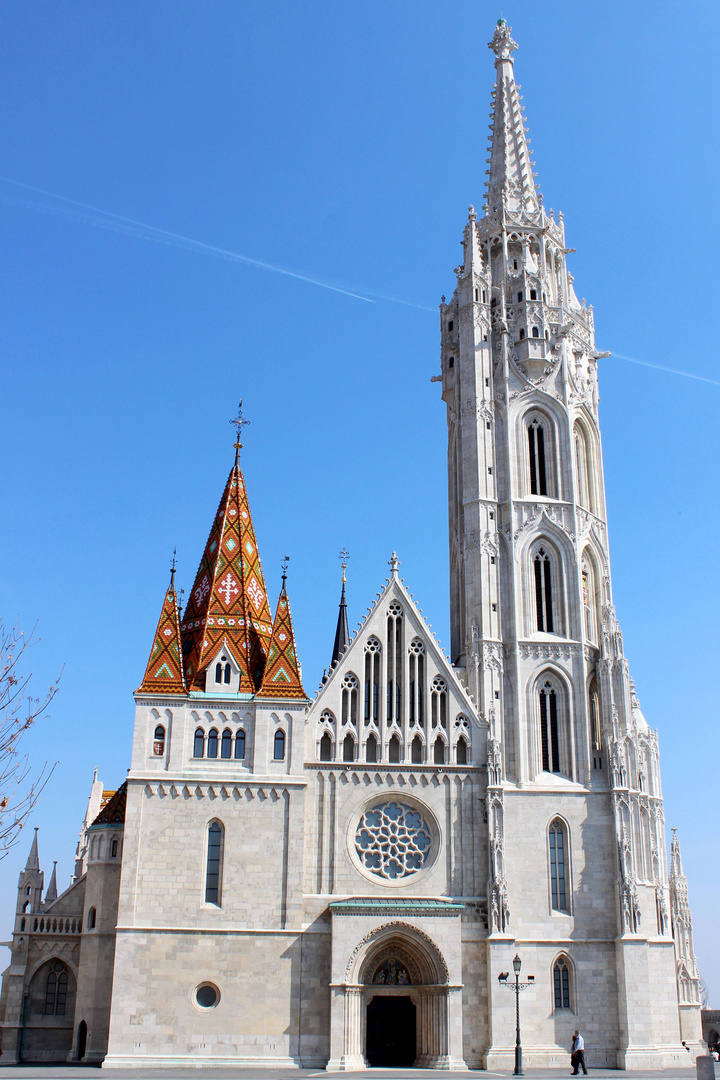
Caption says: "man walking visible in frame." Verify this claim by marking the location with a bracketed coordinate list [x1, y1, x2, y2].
[571, 1030, 588, 1075]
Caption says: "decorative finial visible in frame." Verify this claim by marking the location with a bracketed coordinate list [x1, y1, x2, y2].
[389, 551, 400, 575]
[281, 554, 290, 592]
[229, 400, 251, 465]
[489, 19, 517, 63]
[170, 548, 177, 587]
[178, 587, 185, 618]
[339, 547, 350, 584]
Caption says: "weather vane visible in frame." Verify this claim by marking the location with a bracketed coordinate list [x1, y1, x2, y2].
[170, 547, 177, 585]
[230, 400, 251, 463]
[339, 547, 350, 584]
[281, 554, 290, 590]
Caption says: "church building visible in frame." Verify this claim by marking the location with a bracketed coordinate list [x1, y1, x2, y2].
[0, 20, 705, 1069]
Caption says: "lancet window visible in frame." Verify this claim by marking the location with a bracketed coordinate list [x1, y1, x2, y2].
[386, 603, 403, 724]
[574, 422, 595, 512]
[193, 728, 205, 758]
[364, 639, 381, 725]
[342, 673, 359, 727]
[320, 733, 333, 761]
[44, 963, 68, 1016]
[549, 819, 569, 912]
[221, 730, 232, 759]
[388, 734, 401, 763]
[343, 733, 355, 762]
[207, 728, 218, 759]
[273, 730, 286, 761]
[433, 739, 446, 764]
[527, 418, 548, 496]
[431, 677, 448, 729]
[534, 548, 554, 632]
[581, 554, 599, 643]
[214, 656, 232, 685]
[205, 821, 223, 906]
[553, 956, 571, 1009]
[366, 734, 378, 763]
[539, 680, 560, 773]
[408, 638, 425, 726]
[589, 682, 602, 769]
[411, 735, 423, 763]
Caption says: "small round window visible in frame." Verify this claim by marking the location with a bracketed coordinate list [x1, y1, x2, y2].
[195, 983, 220, 1009]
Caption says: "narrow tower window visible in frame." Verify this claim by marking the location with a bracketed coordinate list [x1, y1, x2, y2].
[364, 640, 380, 726]
[386, 603, 403, 724]
[431, 677, 447, 729]
[527, 419, 548, 496]
[433, 739, 445, 765]
[365, 734, 378, 763]
[221, 729, 232, 759]
[205, 822, 223, 906]
[539, 681, 560, 773]
[388, 735, 401, 763]
[193, 728, 205, 758]
[457, 738, 468, 765]
[411, 736, 423, 764]
[153, 725, 165, 756]
[343, 733, 355, 762]
[273, 730, 286, 761]
[342, 673, 359, 727]
[549, 820, 569, 912]
[534, 549, 554, 632]
[408, 639, 426, 726]
[207, 728, 218, 759]
[234, 729, 246, 760]
[319, 732, 333, 761]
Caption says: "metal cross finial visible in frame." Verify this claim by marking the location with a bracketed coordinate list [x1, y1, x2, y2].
[389, 551, 400, 575]
[281, 554, 290, 591]
[230, 400, 251, 464]
[170, 548, 177, 587]
[339, 547, 350, 584]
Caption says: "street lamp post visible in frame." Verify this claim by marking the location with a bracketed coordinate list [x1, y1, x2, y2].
[497, 953, 534, 1077]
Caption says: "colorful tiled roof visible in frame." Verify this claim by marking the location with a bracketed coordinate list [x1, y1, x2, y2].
[181, 464, 273, 693]
[257, 585, 306, 700]
[91, 781, 127, 827]
[137, 576, 187, 695]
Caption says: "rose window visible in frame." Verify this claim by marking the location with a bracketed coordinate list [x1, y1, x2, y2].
[355, 801, 432, 879]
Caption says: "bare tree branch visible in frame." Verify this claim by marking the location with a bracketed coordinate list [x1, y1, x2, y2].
[0, 619, 61, 858]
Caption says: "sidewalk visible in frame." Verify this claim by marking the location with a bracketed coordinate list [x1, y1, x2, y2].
[0, 1067, 703, 1080]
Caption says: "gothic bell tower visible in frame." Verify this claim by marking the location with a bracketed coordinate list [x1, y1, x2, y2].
[437, 19, 703, 1067]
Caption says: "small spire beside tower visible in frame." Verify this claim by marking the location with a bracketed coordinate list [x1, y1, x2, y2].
[331, 549, 350, 667]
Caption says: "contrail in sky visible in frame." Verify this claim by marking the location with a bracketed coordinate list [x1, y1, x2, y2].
[0, 175, 379, 304]
[611, 352, 720, 388]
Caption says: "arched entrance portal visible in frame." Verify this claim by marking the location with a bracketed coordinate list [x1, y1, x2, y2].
[335, 921, 457, 1069]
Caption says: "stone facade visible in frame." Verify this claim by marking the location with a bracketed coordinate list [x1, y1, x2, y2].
[0, 16, 705, 1071]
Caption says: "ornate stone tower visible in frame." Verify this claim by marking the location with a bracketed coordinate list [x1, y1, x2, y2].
[437, 19, 703, 1067]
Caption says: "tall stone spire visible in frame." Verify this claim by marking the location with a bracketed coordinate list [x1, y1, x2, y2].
[669, 829, 701, 1006]
[485, 19, 540, 217]
[331, 550, 350, 666]
[24, 827, 40, 871]
[44, 861, 58, 904]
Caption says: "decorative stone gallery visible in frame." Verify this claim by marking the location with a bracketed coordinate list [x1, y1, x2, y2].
[0, 17, 706, 1071]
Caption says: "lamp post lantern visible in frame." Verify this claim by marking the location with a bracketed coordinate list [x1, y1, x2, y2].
[498, 953, 534, 1076]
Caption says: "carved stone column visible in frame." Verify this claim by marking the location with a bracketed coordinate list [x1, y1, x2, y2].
[327, 984, 364, 1071]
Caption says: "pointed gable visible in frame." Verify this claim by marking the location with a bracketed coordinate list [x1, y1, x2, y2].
[137, 577, 186, 695]
[91, 781, 127, 827]
[257, 587, 306, 700]
[181, 464, 273, 693]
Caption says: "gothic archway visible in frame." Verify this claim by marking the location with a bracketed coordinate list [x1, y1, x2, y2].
[335, 922, 454, 1070]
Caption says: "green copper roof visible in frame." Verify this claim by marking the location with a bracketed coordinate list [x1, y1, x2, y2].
[330, 897, 464, 916]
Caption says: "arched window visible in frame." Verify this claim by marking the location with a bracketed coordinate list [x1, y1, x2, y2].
[431, 677, 447, 729]
[319, 733, 333, 761]
[44, 962, 69, 1015]
[234, 729, 246, 760]
[215, 662, 223, 683]
[274, 730, 286, 761]
[87, 907, 96, 929]
[193, 728, 205, 758]
[409, 639, 425, 726]
[574, 423, 594, 511]
[343, 733, 355, 762]
[457, 738, 468, 765]
[364, 639, 381, 725]
[534, 548, 554, 632]
[153, 725, 165, 756]
[581, 553, 599, 643]
[205, 821, 223, 906]
[207, 728, 218, 759]
[224, 663, 231, 684]
[411, 736, 423, 764]
[549, 820, 569, 912]
[110, 838, 118, 858]
[539, 681, 560, 773]
[366, 734, 378, 763]
[553, 955, 571, 1009]
[433, 739, 445, 765]
[215, 656, 232, 686]
[388, 734, 401, 763]
[589, 682, 602, 768]
[386, 602, 403, 724]
[532, 326, 539, 338]
[342, 673, 359, 727]
[221, 729, 232, 759]
[527, 418, 547, 496]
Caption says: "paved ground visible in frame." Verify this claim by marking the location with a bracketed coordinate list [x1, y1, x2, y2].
[0, 1067, 705, 1079]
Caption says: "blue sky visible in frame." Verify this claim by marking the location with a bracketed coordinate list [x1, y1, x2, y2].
[1, 1, 718, 1005]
